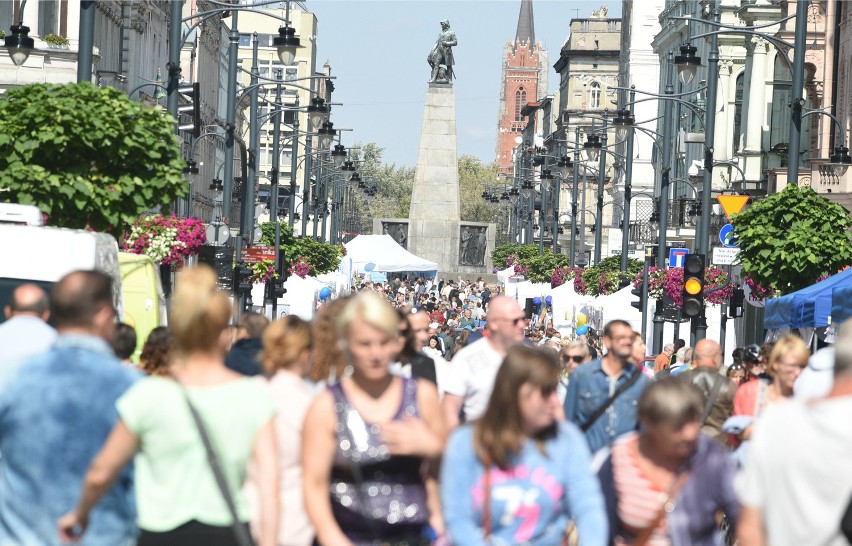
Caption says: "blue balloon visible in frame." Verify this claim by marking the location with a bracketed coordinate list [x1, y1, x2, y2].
[576, 325, 589, 336]
[532, 296, 542, 306]
[545, 295, 553, 306]
[319, 287, 332, 300]
[364, 262, 376, 272]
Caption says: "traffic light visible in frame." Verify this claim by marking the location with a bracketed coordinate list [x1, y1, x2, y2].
[234, 262, 253, 297]
[631, 284, 645, 311]
[729, 285, 744, 318]
[267, 277, 287, 300]
[682, 253, 706, 318]
[178, 82, 201, 138]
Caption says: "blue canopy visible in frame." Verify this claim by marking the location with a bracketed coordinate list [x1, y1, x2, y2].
[832, 285, 852, 324]
[764, 268, 852, 329]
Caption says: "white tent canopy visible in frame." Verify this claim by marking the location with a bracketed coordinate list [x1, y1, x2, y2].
[344, 235, 438, 274]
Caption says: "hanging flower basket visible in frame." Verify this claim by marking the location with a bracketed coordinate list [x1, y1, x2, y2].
[634, 265, 734, 306]
[123, 214, 206, 265]
[289, 255, 312, 278]
[248, 259, 277, 284]
[743, 274, 780, 302]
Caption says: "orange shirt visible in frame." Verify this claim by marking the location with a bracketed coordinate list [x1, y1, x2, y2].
[653, 352, 671, 373]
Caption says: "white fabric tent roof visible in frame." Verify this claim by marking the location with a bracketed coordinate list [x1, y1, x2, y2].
[344, 234, 438, 274]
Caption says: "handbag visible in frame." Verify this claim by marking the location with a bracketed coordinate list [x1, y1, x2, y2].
[580, 368, 642, 432]
[174, 377, 256, 546]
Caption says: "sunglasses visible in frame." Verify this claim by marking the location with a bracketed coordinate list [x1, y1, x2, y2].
[562, 355, 585, 363]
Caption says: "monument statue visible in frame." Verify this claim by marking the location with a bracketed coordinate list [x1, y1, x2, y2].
[427, 19, 457, 84]
[382, 221, 408, 249]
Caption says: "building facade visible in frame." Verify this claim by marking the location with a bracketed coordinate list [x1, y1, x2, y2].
[496, 0, 548, 177]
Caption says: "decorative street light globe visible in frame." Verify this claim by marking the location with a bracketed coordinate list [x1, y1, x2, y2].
[613, 108, 635, 142]
[317, 121, 336, 151]
[829, 145, 852, 177]
[583, 134, 601, 162]
[557, 154, 573, 180]
[272, 25, 301, 65]
[539, 169, 554, 191]
[4, 24, 34, 66]
[331, 144, 347, 168]
[509, 187, 520, 204]
[520, 179, 534, 199]
[674, 43, 701, 85]
[307, 96, 329, 129]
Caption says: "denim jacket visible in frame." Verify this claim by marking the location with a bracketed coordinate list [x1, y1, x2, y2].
[0, 334, 140, 546]
[563, 359, 650, 453]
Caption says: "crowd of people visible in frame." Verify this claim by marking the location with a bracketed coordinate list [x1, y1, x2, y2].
[1, 267, 851, 546]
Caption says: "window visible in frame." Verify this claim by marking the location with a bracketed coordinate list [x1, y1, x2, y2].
[769, 54, 808, 163]
[514, 86, 526, 122]
[589, 82, 601, 109]
[38, 0, 58, 36]
[733, 73, 744, 152]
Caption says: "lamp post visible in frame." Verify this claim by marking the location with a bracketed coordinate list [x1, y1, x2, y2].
[569, 127, 581, 267]
[615, 93, 636, 272]
[555, 153, 573, 254]
[594, 112, 609, 265]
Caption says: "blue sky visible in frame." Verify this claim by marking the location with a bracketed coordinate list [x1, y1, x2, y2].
[308, 1, 622, 167]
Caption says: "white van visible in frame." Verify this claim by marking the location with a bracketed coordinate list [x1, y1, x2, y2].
[0, 225, 123, 324]
[0, 203, 44, 226]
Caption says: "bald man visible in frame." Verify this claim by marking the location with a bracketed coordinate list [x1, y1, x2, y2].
[442, 295, 526, 428]
[680, 338, 737, 444]
[0, 283, 57, 367]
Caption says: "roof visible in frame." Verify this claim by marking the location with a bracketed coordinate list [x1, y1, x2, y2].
[514, 0, 536, 51]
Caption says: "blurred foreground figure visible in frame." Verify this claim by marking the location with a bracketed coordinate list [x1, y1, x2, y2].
[0, 271, 139, 545]
[736, 321, 852, 546]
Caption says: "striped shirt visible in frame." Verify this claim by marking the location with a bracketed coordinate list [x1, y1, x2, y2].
[611, 433, 671, 546]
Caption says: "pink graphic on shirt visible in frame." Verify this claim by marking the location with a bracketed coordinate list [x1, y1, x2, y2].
[471, 464, 564, 542]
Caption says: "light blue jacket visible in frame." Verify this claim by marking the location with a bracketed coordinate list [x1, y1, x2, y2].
[0, 334, 140, 546]
[441, 422, 608, 546]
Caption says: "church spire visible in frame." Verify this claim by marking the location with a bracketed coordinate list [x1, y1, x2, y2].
[514, 0, 535, 50]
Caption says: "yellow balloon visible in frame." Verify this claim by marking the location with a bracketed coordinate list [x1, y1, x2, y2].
[576, 313, 588, 326]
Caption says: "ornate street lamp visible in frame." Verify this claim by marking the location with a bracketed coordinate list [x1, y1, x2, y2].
[331, 144, 347, 169]
[509, 187, 520, 204]
[673, 43, 701, 85]
[539, 169, 554, 191]
[583, 134, 601, 162]
[341, 160, 356, 182]
[557, 154, 573, 180]
[613, 108, 635, 142]
[307, 97, 330, 129]
[520, 179, 534, 199]
[317, 121, 336, 151]
[209, 178, 224, 192]
[829, 145, 852, 177]
[272, 25, 301, 65]
[4, 23, 34, 66]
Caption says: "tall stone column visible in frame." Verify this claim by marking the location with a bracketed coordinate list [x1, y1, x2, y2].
[408, 84, 461, 275]
[742, 36, 769, 182]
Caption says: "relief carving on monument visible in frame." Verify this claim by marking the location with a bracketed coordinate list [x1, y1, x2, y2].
[382, 221, 409, 250]
[459, 226, 487, 267]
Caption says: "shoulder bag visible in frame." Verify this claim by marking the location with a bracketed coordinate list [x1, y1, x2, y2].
[700, 373, 726, 426]
[580, 367, 642, 433]
[174, 378, 256, 546]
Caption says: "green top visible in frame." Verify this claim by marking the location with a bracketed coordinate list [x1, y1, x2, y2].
[117, 376, 275, 532]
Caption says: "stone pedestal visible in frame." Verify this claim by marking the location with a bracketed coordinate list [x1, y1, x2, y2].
[407, 84, 462, 276]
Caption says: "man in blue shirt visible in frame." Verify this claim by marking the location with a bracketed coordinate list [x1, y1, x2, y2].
[0, 270, 140, 546]
[563, 319, 650, 453]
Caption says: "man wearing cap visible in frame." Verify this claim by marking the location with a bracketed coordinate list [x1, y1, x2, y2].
[442, 296, 526, 429]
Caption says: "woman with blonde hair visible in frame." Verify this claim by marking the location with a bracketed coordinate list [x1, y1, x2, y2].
[441, 345, 607, 546]
[247, 316, 316, 546]
[302, 291, 445, 545]
[59, 265, 279, 546]
[733, 335, 810, 421]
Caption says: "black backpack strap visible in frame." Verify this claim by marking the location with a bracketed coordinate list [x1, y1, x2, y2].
[700, 373, 726, 426]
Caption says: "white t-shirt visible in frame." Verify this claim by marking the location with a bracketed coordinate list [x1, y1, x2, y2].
[735, 397, 852, 546]
[443, 337, 503, 421]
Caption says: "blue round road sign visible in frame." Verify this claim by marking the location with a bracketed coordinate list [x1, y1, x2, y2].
[720, 223, 738, 248]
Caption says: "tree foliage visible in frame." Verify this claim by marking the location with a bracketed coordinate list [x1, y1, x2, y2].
[732, 184, 852, 294]
[581, 255, 643, 296]
[458, 155, 500, 223]
[0, 83, 186, 236]
[349, 142, 414, 225]
[259, 222, 342, 275]
[491, 243, 541, 269]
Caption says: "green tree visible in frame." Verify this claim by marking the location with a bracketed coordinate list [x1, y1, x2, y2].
[349, 142, 414, 224]
[458, 155, 500, 223]
[732, 184, 852, 294]
[580, 254, 643, 296]
[491, 243, 540, 269]
[259, 222, 342, 275]
[524, 251, 570, 283]
[0, 83, 186, 236]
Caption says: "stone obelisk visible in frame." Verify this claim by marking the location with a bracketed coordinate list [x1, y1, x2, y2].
[407, 83, 461, 276]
